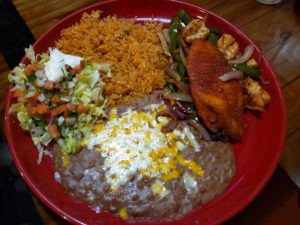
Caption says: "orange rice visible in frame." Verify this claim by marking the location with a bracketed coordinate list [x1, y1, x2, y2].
[56, 11, 168, 106]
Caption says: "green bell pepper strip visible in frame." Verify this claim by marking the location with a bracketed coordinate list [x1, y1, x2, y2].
[178, 9, 192, 25]
[169, 16, 181, 53]
[176, 62, 186, 79]
[166, 82, 178, 93]
[27, 73, 37, 83]
[228, 63, 261, 79]
[208, 28, 223, 44]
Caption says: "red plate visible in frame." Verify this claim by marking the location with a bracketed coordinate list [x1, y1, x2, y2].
[4, 0, 286, 224]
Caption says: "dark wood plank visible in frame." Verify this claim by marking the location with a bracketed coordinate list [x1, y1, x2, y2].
[279, 76, 300, 187]
[12, 0, 100, 38]
[283, 76, 300, 138]
[183, 0, 226, 9]
[210, 0, 289, 27]
[238, 0, 300, 53]
[280, 128, 300, 187]
[264, 31, 300, 87]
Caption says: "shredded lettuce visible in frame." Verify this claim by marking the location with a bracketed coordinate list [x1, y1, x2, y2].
[73, 62, 104, 107]
[10, 103, 34, 130]
[62, 135, 81, 154]
[8, 66, 27, 87]
[88, 104, 106, 117]
[38, 52, 50, 65]
[32, 132, 52, 146]
[25, 45, 36, 63]
[79, 63, 99, 87]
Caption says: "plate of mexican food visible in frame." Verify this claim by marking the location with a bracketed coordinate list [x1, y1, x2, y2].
[4, 0, 285, 224]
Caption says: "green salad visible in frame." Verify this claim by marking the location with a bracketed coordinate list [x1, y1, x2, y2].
[8, 46, 108, 162]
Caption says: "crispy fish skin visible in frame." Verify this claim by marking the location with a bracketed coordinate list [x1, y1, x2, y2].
[186, 39, 244, 139]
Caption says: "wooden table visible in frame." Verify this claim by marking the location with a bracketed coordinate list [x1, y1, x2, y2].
[0, 0, 299, 224]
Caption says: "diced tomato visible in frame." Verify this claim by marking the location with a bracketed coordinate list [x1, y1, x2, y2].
[80, 60, 86, 69]
[66, 103, 75, 111]
[77, 103, 87, 114]
[44, 80, 55, 90]
[50, 104, 67, 117]
[51, 95, 61, 103]
[28, 92, 40, 101]
[48, 124, 60, 139]
[35, 104, 49, 114]
[12, 89, 24, 98]
[27, 104, 49, 115]
[24, 64, 39, 75]
[27, 106, 37, 115]
[73, 60, 86, 72]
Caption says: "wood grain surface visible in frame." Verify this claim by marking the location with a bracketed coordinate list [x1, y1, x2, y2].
[0, 0, 299, 224]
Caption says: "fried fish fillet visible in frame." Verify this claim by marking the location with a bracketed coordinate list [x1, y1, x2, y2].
[186, 39, 244, 139]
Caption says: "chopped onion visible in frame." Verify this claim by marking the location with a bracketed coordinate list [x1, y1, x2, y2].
[185, 119, 212, 142]
[57, 138, 65, 147]
[38, 93, 46, 103]
[25, 82, 32, 89]
[54, 171, 62, 183]
[157, 32, 171, 57]
[57, 116, 65, 126]
[67, 81, 75, 89]
[66, 117, 77, 126]
[175, 101, 196, 114]
[179, 46, 187, 67]
[60, 95, 70, 102]
[37, 145, 44, 165]
[161, 119, 178, 133]
[170, 62, 177, 70]
[47, 116, 54, 124]
[162, 29, 170, 44]
[163, 92, 193, 102]
[165, 67, 190, 93]
[31, 127, 44, 136]
[245, 105, 264, 112]
[259, 76, 270, 85]
[162, 98, 187, 121]
[35, 69, 46, 80]
[218, 70, 243, 82]
[166, 66, 181, 81]
[179, 37, 189, 54]
[228, 45, 254, 64]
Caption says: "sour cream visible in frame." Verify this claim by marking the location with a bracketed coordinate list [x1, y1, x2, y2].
[44, 48, 82, 82]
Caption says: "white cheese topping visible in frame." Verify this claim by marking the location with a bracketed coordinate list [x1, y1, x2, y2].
[183, 172, 198, 194]
[44, 48, 82, 82]
[183, 127, 201, 152]
[87, 107, 203, 191]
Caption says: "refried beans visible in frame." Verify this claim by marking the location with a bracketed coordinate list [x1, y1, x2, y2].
[53, 91, 236, 219]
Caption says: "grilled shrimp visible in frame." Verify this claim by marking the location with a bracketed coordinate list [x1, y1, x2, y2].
[246, 58, 258, 68]
[244, 77, 270, 111]
[181, 19, 209, 43]
[217, 33, 239, 60]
